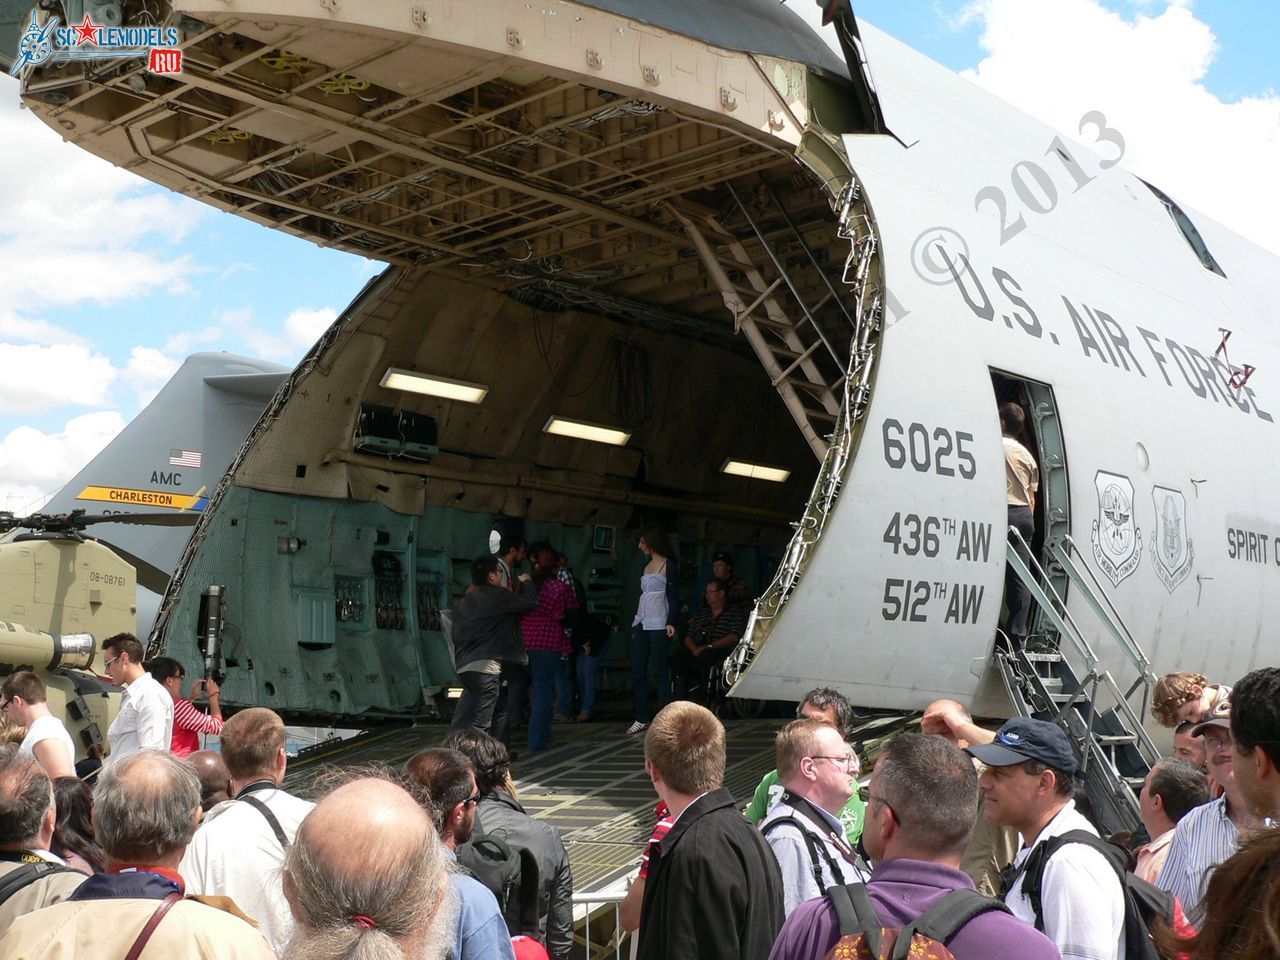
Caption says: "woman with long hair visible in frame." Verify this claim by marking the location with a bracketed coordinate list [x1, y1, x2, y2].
[521, 543, 578, 751]
[626, 525, 679, 737]
[51, 777, 105, 874]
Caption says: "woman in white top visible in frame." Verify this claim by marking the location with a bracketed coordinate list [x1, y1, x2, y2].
[627, 526, 680, 736]
[1, 670, 76, 779]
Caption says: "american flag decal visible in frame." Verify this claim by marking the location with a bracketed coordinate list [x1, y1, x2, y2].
[169, 449, 202, 468]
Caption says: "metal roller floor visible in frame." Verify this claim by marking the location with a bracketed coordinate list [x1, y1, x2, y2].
[283, 710, 916, 894]
[284, 718, 780, 892]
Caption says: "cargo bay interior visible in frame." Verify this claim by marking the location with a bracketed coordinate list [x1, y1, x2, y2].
[18, 3, 886, 720]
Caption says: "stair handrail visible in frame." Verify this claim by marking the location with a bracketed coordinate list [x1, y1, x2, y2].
[1049, 536, 1156, 683]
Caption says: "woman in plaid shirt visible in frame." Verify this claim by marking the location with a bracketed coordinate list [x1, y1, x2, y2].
[523, 543, 579, 752]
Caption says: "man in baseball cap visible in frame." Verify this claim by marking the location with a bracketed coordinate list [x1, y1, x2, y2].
[709, 551, 751, 609]
[966, 718, 1126, 960]
[1156, 698, 1263, 922]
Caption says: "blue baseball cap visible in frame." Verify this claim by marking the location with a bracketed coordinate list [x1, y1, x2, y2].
[966, 718, 1079, 775]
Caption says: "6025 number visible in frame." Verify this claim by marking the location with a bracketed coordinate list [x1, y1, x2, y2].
[882, 419, 976, 479]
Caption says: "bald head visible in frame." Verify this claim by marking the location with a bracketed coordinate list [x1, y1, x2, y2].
[284, 777, 454, 958]
[186, 750, 233, 811]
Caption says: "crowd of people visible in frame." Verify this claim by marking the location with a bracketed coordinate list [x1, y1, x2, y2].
[2, 587, 1277, 959]
[450, 527, 755, 752]
[614, 669, 1280, 960]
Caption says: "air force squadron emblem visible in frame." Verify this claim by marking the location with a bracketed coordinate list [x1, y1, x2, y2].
[1151, 486, 1194, 593]
[1091, 471, 1142, 587]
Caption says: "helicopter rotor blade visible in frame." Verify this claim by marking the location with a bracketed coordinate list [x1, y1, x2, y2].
[77, 512, 202, 527]
[91, 539, 173, 594]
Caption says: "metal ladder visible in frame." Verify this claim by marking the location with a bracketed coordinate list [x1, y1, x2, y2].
[998, 530, 1161, 834]
[669, 181, 851, 460]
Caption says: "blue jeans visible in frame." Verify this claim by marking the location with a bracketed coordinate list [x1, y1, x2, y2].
[528, 651, 570, 751]
[631, 625, 671, 723]
[577, 654, 601, 717]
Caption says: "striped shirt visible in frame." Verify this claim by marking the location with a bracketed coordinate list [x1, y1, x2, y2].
[1155, 795, 1239, 923]
[170, 697, 224, 758]
[639, 803, 674, 880]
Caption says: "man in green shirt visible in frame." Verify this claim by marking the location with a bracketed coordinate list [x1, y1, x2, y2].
[745, 687, 865, 844]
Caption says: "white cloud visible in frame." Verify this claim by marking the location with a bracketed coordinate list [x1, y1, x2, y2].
[0, 309, 86, 347]
[217, 305, 338, 361]
[161, 325, 224, 356]
[956, 0, 1280, 255]
[283, 307, 338, 348]
[0, 95, 202, 309]
[0, 410, 125, 513]
[0, 343, 117, 413]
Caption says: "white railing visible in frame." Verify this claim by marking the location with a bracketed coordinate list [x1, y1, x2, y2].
[571, 890, 634, 960]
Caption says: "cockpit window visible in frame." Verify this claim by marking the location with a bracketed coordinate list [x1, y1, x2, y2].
[1141, 180, 1227, 278]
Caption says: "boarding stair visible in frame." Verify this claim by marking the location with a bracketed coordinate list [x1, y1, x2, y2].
[998, 530, 1161, 835]
[671, 178, 860, 460]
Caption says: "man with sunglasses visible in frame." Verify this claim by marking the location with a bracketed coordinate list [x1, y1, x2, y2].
[404, 747, 517, 960]
[102, 634, 172, 764]
[761, 718, 869, 915]
[1156, 699, 1263, 923]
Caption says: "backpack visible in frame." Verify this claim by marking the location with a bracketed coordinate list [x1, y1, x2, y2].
[1015, 829, 1176, 960]
[0, 861, 77, 906]
[455, 831, 541, 938]
[760, 798, 871, 893]
[823, 882, 1010, 960]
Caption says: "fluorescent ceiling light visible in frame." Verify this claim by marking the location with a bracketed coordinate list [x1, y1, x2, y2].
[379, 368, 488, 404]
[721, 459, 791, 483]
[543, 416, 631, 447]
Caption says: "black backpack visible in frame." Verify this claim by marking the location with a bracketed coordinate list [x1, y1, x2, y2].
[1014, 829, 1176, 960]
[760, 798, 872, 892]
[455, 831, 540, 938]
[0, 861, 78, 906]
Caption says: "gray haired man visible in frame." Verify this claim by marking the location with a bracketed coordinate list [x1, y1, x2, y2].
[0, 750, 273, 959]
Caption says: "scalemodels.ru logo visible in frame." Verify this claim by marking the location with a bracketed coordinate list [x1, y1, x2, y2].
[9, 12, 182, 77]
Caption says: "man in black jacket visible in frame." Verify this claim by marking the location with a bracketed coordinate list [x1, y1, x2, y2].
[452, 555, 538, 732]
[637, 701, 784, 960]
[444, 728, 574, 960]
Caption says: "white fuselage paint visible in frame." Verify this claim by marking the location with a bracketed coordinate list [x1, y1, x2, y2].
[732, 25, 1280, 711]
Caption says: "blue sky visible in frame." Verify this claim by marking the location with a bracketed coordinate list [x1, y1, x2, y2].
[850, 0, 1279, 96]
[1, 0, 1277, 509]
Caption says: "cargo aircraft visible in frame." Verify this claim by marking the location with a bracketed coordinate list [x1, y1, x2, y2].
[6, 0, 1277, 748]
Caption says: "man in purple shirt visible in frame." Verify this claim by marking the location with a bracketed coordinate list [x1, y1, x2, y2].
[769, 734, 1060, 960]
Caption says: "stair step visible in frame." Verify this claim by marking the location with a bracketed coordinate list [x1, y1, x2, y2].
[1123, 776, 1146, 789]
[1094, 734, 1138, 746]
[1049, 692, 1075, 703]
[1038, 677, 1064, 691]
[785, 378, 837, 398]
[1023, 653, 1063, 663]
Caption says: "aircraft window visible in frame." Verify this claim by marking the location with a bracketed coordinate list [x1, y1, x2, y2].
[489, 529, 501, 554]
[1141, 180, 1227, 278]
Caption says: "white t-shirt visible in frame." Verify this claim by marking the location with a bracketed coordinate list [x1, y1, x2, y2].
[179, 786, 315, 954]
[19, 715, 77, 771]
[106, 671, 173, 762]
[1005, 800, 1126, 960]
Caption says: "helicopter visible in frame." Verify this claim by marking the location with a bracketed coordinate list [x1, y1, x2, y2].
[0, 509, 198, 761]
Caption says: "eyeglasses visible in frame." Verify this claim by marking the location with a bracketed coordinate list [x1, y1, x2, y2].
[1203, 733, 1233, 752]
[0, 698, 10, 711]
[865, 792, 901, 826]
[104, 653, 123, 669]
[462, 789, 481, 807]
[810, 754, 858, 769]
